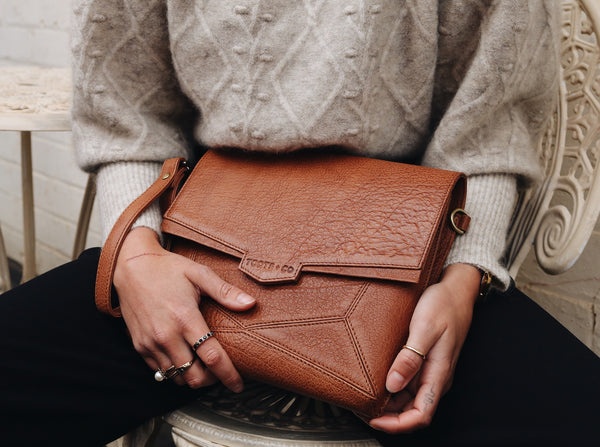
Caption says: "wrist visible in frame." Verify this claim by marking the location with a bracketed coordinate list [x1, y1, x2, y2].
[120, 226, 163, 258]
[114, 227, 164, 290]
[440, 263, 481, 307]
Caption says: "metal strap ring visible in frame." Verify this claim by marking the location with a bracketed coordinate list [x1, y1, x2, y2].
[450, 208, 469, 235]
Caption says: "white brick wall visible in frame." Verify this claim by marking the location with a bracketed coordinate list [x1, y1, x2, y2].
[0, 0, 102, 274]
[0, 0, 71, 67]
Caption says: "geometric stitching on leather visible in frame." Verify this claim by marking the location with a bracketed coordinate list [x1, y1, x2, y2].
[204, 282, 375, 397]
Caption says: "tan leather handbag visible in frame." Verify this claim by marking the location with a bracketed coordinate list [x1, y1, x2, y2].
[95, 149, 469, 419]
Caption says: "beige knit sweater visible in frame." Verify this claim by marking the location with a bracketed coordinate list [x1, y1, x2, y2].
[71, 0, 559, 287]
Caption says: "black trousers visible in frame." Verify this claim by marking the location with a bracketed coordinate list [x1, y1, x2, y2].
[1, 248, 599, 446]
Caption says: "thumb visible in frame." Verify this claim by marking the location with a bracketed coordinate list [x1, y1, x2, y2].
[386, 339, 432, 393]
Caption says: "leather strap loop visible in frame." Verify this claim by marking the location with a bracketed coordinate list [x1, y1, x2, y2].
[95, 158, 188, 317]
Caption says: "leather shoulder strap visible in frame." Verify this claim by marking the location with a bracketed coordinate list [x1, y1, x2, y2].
[95, 158, 188, 317]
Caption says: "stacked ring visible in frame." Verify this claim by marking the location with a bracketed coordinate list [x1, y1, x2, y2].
[153, 331, 215, 381]
[154, 358, 195, 382]
[173, 359, 195, 375]
[154, 365, 176, 382]
[192, 331, 215, 351]
[154, 368, 168, 382]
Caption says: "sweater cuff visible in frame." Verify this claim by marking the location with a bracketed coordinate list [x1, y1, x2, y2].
[96, 161, 164, 243]
[444, 174, 517, 290]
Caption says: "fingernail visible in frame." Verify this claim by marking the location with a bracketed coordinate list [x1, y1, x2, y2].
[237, 293, 255, 305]
[387, 371, 405, 393]
[232, 382, 244, 393]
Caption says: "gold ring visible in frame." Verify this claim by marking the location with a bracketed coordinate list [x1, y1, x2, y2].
[173, 358, 195, 375]
[402, 344, 427, 360]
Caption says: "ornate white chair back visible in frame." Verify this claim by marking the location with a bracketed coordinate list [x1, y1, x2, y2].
[506, 0, 600, 277]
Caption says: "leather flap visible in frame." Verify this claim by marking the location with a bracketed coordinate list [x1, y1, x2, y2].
[162, 150, 465, 285]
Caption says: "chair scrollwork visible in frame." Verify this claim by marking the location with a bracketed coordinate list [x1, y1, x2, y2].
[506, 0, 600, 276]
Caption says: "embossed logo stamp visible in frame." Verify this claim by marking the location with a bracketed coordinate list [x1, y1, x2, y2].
[242, 257, 296, 275]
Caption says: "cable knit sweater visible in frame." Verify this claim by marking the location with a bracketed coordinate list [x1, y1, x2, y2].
[71, 0, 559, 288]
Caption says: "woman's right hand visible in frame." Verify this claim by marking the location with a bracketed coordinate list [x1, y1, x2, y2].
[113, 226, 256, 391]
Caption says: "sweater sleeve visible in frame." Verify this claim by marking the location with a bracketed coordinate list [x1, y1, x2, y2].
[71, 0, 197, 240]
[423, 1, 560, 288]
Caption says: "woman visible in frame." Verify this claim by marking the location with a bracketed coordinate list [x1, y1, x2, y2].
[1, 1, 599, 445]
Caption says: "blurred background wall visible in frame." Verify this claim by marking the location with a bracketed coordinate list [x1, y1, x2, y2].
[0, 0, 102, 275]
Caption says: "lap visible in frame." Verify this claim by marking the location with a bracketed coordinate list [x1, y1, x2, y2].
[373, 284, 600, 446]
[0, 248, 200, 446]
[1, 250, 598, 446]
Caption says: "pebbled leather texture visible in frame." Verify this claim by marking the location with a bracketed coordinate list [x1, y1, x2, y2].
[96, 149, 468, 419]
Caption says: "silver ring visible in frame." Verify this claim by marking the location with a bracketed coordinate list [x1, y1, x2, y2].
[402, 344, 427, 360]
[192, 331, 215, 351]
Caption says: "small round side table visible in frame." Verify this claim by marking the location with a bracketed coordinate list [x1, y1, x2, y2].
[0, 66, 95, 291]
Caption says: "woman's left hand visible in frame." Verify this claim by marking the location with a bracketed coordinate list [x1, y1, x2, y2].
[369, 263, 482, 433]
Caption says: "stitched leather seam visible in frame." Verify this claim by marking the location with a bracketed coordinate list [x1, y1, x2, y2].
[207, 304, 347, 330]
[206, 287, 363, 327]
[205, 299, 376, 397]
[245, 316, 344, 329]
[208, 302, 348, 334]
[344, 283, 376, 393]
[345, 319, 376, 394]
[165, 216, 246, 252]
[204, 301, 245, 328]
[166, 215, 425, 270]
[415, 178, 456, 269]
[205, 285, 377, 394]
[344, 282, 366, 318]
[220, 328, 377, 399]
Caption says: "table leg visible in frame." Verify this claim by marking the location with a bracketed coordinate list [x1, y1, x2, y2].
[0, 225, 11, 292]
[20, 131, 37, 282]
[72, 173, 96, 259]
